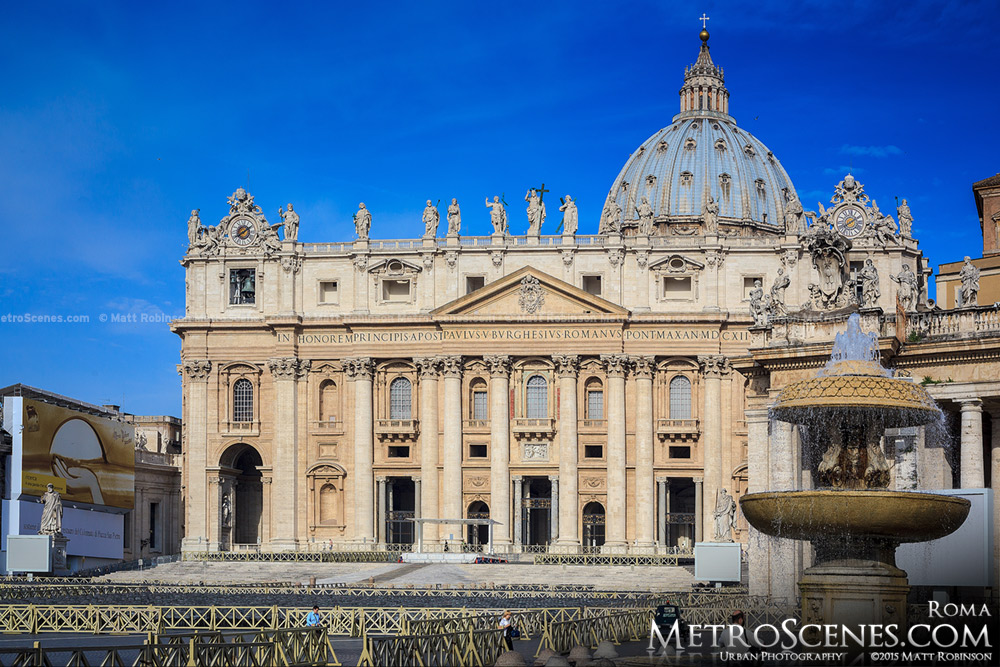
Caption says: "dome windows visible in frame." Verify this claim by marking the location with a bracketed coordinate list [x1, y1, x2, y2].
[680, 171, 693, 186]
[714, 138, 728, 152]
[755, 178, 766, 195]
[646, 174, 657, 186]
[719, 173, 732, 198]
[657, 140, 669, 152]
[684, 138, 697, 151]
[744, 143, 756, 158]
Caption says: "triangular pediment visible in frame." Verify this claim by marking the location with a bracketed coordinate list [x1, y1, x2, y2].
[431, 266, 629, 317]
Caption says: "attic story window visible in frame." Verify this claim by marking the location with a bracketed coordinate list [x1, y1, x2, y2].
[382, 279, 410, 302]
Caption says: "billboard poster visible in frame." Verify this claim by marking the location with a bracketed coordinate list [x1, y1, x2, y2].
[19, 399, 134, 510]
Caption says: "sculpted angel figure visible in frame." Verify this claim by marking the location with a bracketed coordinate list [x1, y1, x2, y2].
[890, 264, 919, 311]
[636, 196, 654, 235]
[354, 203, 371, 240]
[559, 195, 578, 235]
[486, 196, 507, 235]
[447, 198, 461, 235]
[278, 203, 299, 241]
[187, 209, 202, 248]
[870, 200, 897, 246]
[749, 279, 767, 327]
[422, 200, 440, 238]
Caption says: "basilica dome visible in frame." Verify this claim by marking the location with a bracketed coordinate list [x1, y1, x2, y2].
[605, 30, 797, 232]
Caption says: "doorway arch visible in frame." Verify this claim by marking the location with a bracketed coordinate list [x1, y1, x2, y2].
[582, 501, 606, 548]
[220, 443, 263, 546]
[467, 501, 490, 547]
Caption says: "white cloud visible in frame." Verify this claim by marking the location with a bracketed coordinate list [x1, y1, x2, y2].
[840, 144, 903, 158]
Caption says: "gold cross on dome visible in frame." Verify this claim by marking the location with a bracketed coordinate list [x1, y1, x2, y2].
[699, 14, 710, 29]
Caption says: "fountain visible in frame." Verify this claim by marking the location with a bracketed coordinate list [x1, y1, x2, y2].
[741, 314, 970, 631]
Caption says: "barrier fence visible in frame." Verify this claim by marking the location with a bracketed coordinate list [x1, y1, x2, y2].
[357, 626, 506, 667]
[535, 608, 653, 655]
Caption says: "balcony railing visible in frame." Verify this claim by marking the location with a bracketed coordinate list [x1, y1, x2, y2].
[656, 418, 700, 441]
[222, 421, 260, 437]
[463, 419, 490, 432]
[310, 419, 345, 434]
[135, 450, 179, 467]
[512, 418, 556, 438]
[579, 419, 607, 431]
[375, 419, 419, 440]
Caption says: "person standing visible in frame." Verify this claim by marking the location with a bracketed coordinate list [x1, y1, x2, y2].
[499, 610, 514, 650]
[306, 605, 321, 627]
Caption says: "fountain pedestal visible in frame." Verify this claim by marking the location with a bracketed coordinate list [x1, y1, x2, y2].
[799, 559, 909, 632]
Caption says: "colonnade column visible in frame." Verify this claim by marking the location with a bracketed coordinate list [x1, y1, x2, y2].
[181, 360, 211, 552]
[958, 398, 985, 488]
[698, 355, 729, 542]
[602, 354, 629, 549]
[268, 357, 310, 550]
[346, 358, 375, 544]
[693, 477, 703, 543]
[486, 355, 512, 547]
[633, 356, 655, 549]
[553, 355, 580, 549]
[441, 356, 464, 546]
[513, 476, 523, 546]
[376, 476, 387, 544]
[415, 358, 441, 545]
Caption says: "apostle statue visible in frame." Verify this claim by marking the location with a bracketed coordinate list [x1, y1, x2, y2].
[279, 203, 299, 241]
[897, 199, 913, 238]
[187, 209, 202, 249]
[486, 196, 507, 235]
[770, 267, 790, 315]
[354, 203, 371, 240]
[890, 264, 919, 311]
[447, 198, 461, 236]
[713, 488, 736, 542]
[525, 189, 545, 235]
[559, 195, 578, 235]
[422, 200, 440, 238]
[39, 483, 63, 536]
[783, 193, 805, 234]
[636, 196, 654, 236]
[703, 195, 719, 235]
[960, 256, 980, 307]
[222, 493, 232, 528]
[749, 279, 767, 327]
[599, 195, 621, 235]
[859, 258, 880, 309]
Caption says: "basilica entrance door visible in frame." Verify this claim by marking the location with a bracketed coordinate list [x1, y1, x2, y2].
[386, 477, 415, 545]
[582, 501, 606, 548]
[521, 477, 552, 547]
[467, 501, 490, 547]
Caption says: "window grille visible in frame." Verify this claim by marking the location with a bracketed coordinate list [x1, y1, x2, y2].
[473, 390, 488, 420]
[233, 378, 253, 422]
[587, 390, 604, 420]
[526, 375, 548, 419]
[389, 377, 412, 419]
[669, 376, 692, 419]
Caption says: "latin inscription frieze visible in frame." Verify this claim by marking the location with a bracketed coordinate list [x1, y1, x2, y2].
[280, 327, 749, 345]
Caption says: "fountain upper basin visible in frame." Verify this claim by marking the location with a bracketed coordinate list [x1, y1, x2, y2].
[741, 490, 970, 543]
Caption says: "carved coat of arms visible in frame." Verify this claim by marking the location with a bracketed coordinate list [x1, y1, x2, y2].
[518, 275, 545, 314]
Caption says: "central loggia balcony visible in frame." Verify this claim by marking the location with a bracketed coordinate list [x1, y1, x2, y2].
[512, 418, 556, 438]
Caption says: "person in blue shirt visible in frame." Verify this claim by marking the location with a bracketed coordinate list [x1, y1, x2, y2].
[306, 605, 321, 627]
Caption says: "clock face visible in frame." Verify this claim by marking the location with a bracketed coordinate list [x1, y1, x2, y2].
[230, 218, 257, 246]
[835, 206, 866, 238]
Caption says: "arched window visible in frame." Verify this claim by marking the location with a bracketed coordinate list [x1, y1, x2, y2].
[585, 378, 604, 420]
[526, 375, 548, 419]
[319, 379, 339, 422]
[669, 376, 692, 419]
[233, 379, 253, 422]
[470, 378, 488, 420]
[389, 377, 412, 420]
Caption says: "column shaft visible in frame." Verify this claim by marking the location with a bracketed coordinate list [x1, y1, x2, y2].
[634, 357, 655, 547]
[549, 476, 559, 544]
[376, 477, 387, 544]
[991, 415, 1000, 603]
[656, 478, 667, 546]
[694, 478, 703, 543]
[487, 356, 512, 546]
[513, 477, 523, 546]
[350, 359, 375, 544]
[416, 359, 440, 544]
[699, 356, 728, 542]
[442, 358, 464, 545]
[603, 355, 628, 548]
[554, 356, 580, 547]
[181, 361, 211, 552]
[959, 399, 985, 488]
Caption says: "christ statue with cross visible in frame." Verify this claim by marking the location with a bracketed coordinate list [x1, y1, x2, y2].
[525, 184, 548, 235]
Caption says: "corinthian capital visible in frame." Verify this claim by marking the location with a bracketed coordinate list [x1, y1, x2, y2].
[414, 357, 441, 379]
[268, 357, 310, 379]
[552, 354, 579, 378]
[600, 353, 630, 377]
[343, 357, 374, 380]
[698, 354, 731, 378]
[182, 360, 212, 381]
[630, 355, 655, 379]
[484, 355, 511, 378]
[439, 355, 463, 378]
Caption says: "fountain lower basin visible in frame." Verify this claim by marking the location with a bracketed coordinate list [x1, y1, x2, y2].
[741, 490, 970, 543]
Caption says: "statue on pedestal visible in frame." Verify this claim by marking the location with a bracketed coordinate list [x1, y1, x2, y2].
[599, 195, 621, 235]
[859, 258, 880, 309]
[897, 199, 913, 238]
[279, 204, 299, 241]
[770, 268, 790, 315]
[39, 484, 63, 536]
[447, 198, 461, 236]
[890, 264, 919, 311]
[636, 196, 654, 236]
[713, 488, 736, 542]
[525, 189, 545, 234]
[559, 195, 578, 235]
[960, 256, 980, 307]
[187, 209, 202, 249]
[486, 196, 507, 235]
[422, 200, 440, 238]
[784, 193, 805, 234]
[749, 279, 767, 327]
[354, 203, 371, 240]
[703, 195, 719, 235]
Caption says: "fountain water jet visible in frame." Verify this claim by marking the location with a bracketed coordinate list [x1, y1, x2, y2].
[741, 314, 970, 633]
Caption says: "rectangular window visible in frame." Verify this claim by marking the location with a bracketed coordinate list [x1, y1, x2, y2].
[587, 390, 604, 420]
[149, 502, 159, 550]
[382, 279, 411, 302]
[743, 277, 763, 301]
[388, 445, 410, 458]
[466, 276, 485, 294]
[319, 281, 339, 304]
[469, 443, 488, 458]
[123, 512, 132, 550]
[582, 275, 603, 297]
[663, 276, 692, 298]
[669, 446, 691, 459]
[473, 390, 489, 420]
[584, 444, 604, 459]
[229, 269, 256, 305]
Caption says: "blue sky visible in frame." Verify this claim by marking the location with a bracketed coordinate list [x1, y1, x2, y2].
[1, 1, 998, 415]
